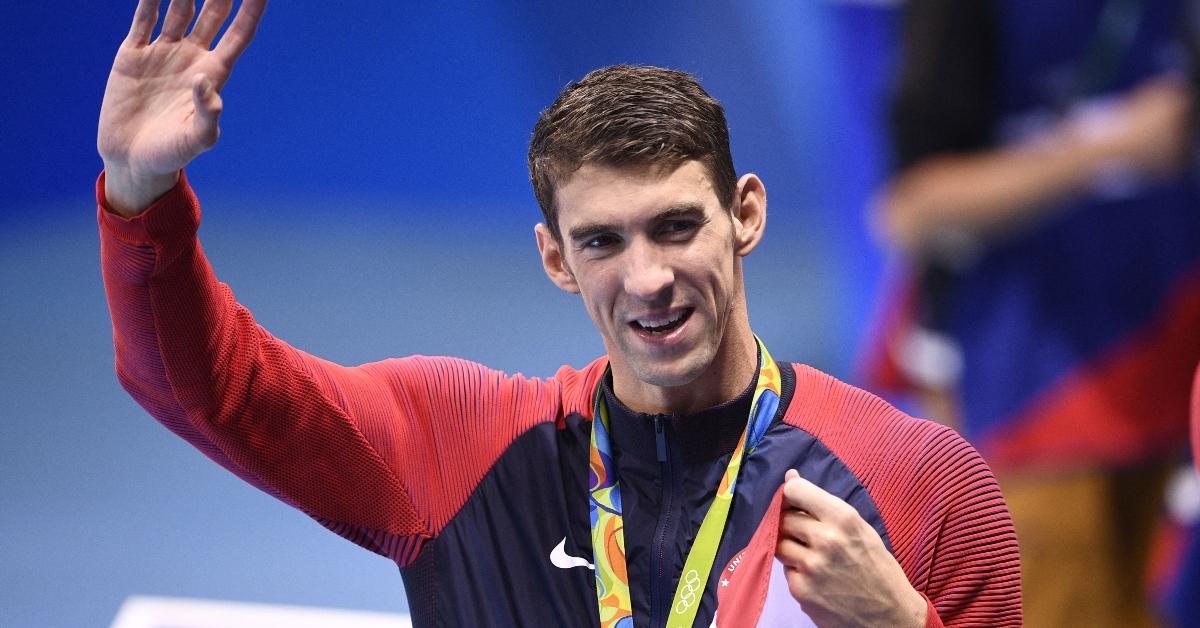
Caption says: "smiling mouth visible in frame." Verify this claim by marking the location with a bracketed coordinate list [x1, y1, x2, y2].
[630, 308, 693, 334]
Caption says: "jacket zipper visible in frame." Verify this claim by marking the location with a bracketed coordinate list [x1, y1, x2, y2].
[650, 414, 674, 627]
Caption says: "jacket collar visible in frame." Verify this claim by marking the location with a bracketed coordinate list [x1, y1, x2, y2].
[601, 367, 757, 467]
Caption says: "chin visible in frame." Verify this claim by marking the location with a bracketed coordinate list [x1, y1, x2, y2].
[628, 348, 716, 389]
[632, 367, 697, 389]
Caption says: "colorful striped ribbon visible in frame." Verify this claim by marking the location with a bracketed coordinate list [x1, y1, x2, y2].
[589, 337, 782, 627]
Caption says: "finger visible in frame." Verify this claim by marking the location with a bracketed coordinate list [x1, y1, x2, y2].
[776, 537, 828, 582]
[214, 0, 268, 66]
[190, 74, 223, 151]
[188, 0, 233, 48]
[783, 564, 815, 603]
[779, 508, 818, 538]
[775, 537, 812, 568]
[158, 0, 195, 41]
[125, 0, 160, 47]
[781, 471, 845, 523]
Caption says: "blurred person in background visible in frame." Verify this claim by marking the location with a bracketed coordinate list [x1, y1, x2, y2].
[861, 0, 1200, 625]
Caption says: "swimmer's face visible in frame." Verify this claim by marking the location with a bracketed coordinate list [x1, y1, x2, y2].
[535, 159, 766, 411]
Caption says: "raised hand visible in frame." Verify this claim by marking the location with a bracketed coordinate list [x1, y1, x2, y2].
[775, 469, 927, 628]
[98, 0, 267, 216]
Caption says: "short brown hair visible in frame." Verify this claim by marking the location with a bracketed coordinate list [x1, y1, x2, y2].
[528, 65, 738, 238]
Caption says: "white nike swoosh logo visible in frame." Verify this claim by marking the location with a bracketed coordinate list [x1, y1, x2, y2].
[550, 537, 595, 570]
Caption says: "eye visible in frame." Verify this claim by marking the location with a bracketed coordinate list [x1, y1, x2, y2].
[659, 219, 698, 238]
[582, 233, 620, 250]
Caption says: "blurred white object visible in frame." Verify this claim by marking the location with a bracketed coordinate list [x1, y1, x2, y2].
[1165, 464, 1200, 526]
[111, 595, 411, 628]
[896, 325, 964, 390]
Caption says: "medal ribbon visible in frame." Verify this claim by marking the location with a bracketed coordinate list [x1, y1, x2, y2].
[588, 337, 782, 628]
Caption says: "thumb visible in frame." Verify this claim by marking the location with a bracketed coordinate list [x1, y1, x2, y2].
[191, 74, 223, 150]
[780, 469, 808, 511]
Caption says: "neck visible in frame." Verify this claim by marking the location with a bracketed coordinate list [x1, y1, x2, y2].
[611, 322, 758, 416]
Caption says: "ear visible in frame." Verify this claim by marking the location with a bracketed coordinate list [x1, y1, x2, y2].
[731, 173, 767, 256]
[535, 223, 581, 293]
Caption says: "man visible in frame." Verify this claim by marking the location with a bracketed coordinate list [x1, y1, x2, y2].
[98, 1, 1020, 625]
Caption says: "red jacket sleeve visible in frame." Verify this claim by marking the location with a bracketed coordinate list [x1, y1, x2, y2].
[98, 172, 591, 564]
[900, 424, 1022, 627]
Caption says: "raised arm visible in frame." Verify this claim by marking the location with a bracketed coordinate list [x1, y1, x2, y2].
[96, 1, 577, 564]
[98, 0, 265, 215]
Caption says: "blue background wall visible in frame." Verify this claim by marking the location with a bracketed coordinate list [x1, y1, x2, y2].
[0, 2, 897, 625]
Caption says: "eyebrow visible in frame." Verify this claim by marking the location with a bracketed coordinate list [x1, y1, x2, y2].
[567, 202, 708, 242]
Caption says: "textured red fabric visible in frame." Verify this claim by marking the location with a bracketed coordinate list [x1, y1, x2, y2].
[784, 365, 1022, 626]
[98, 172, 605, 564]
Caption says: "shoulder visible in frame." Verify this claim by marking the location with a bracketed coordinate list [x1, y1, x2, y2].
[552, 357, 609, 421]
[360, 354, 608, 424]
[782, 364, 1020, 612]
[783, 363, 956, 461]
[781, 363, 1005, 545]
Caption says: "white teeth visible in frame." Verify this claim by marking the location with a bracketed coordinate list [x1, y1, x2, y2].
[636, 312, 684, 328]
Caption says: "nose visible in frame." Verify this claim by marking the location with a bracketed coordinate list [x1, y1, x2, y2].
[622, 240, 674, 302]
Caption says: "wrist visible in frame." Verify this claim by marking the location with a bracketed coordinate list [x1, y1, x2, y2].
[898, 588, 931, 628]
[102, 164, 180, 218]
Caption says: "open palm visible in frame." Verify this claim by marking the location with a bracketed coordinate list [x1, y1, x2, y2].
[98, 0, 265, 212]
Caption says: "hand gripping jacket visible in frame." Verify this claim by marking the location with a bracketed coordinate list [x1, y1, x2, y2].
[98, 173, 1021, 627]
